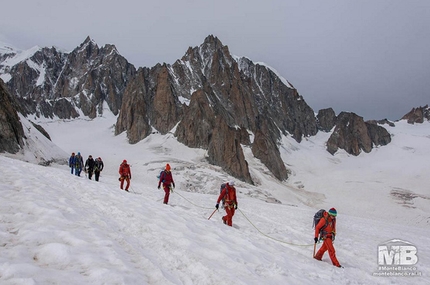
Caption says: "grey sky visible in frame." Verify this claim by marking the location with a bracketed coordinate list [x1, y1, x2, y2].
[1, 0, 429, 120]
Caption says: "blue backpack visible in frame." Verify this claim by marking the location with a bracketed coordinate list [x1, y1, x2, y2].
[157, 170, 165, 180]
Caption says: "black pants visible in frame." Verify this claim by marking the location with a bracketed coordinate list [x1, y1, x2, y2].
[94, 170, 100, 181]
[88, 169, 93, 180]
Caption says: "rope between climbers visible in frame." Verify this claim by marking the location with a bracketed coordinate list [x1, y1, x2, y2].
[173, 189, 313, 247]
[173, 190, 214, 210]
[237, 208, 313, 247]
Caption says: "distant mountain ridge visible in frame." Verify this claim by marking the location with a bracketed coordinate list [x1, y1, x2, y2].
[0, 36, 135, 119]
[0, 35, 412, 182]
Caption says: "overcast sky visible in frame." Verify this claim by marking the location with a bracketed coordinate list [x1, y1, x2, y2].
[1, 0, 429, 120]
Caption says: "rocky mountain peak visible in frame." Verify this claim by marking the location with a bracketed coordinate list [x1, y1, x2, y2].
[72, 36, 100, 63]
[200, 35, 226, 57]
[1, 37, 136, 119]
[80, 36, 97, 48]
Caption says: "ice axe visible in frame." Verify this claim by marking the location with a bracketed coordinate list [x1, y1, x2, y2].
[207, 208, 217, 220]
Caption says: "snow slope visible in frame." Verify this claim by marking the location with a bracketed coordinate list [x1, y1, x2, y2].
[0, 111, 429, 284]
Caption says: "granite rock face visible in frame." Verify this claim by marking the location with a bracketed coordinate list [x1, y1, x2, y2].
[326, 112, 391, 155]
[0, 79, 24, 153]
[317, 108, 337, 132]
[115, 35, 318, 181]
[365, 121, 392, 147]
[401, 105, 430, 124]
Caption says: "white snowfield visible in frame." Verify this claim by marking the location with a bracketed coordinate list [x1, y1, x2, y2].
[1, 111, 429, 285]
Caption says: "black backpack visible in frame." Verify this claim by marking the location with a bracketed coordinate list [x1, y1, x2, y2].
[94, 160, 102, 172]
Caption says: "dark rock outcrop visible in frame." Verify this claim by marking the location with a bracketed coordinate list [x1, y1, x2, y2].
[207, 116, 253, 184]
[251, 116, 288, 181]
[326, 112, 392, 155]
[326, 112, 373, 155]
[0, 79, 25, 153]
[30, 121, 51, 141]
[175, 89, 215, 149]
[174, 89, 254, 183]
[115, 68, 152, 144]
[365, 121, 392, 147]
[368, 119, 395, 127]
[401, 105, 430, 124]
[151, 65, 183, 134]
[317, 108, 336, 132]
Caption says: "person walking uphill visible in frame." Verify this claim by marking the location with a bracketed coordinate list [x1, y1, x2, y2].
[75, 152, 84, 177]
[119, 160, 131, 191]
[215, 181, 238, 227]
[314, 208, 342, 268]
[69, 152, 76, 174]
[94, 157, 104, 182]
[158, 164, 175, 204]
[85, 155, 95, 180]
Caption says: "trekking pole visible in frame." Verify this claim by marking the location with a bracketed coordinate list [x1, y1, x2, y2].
[129, 185, 136, 194]
[313, 243, 316, 257]
[207, 209, 217, 220]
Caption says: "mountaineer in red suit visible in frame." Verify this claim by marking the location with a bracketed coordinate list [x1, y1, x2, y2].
[215, 181, 238, 227]
[158, 163, 175, 204]
[314, 208, 342, 268]
[118, 160, 131, 191]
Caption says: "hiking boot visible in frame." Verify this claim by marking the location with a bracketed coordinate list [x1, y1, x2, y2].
[222, 217, 227, 224]
[335, 264, 343, 268]
[313, 256, 322, 261]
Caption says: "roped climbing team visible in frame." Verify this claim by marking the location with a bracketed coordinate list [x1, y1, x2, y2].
[67, 154, 342, 268]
